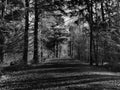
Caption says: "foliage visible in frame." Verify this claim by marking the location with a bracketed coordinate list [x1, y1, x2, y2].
[0, 0, 120, 66]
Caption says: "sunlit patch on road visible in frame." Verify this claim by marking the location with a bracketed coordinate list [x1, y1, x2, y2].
[0, 75, 10, 82]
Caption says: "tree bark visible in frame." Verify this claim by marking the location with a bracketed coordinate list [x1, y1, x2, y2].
[54, 41, 58, 58]
[22, 0, 29, 64]
[40, 44, 43, 62]
[0, 0, 5, 63]
[33, 0, 39, 64]
[101, 0, 106, 65]
[86, 0, 93, 65]
[101, 0, 105, 22]
[0, 32, 4, 63]
[68, 41, 72, 57]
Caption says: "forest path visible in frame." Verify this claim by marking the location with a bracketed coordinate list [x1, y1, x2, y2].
[0, 60, 120, 90]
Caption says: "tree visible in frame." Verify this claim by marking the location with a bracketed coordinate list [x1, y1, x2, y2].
[86, 0, 94, 65]
[22, 0, 29, 64]
[0, 31, 4, 63]
[0, 0, 120, 66]
[45, 27, 68, 58]
[0, 0, 5, 63]
[33, 0, 39, 64]
[0, 0, 25, 64]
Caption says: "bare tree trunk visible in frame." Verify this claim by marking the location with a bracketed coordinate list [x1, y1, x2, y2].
[56, 42, 58, 58]
[33, 0, 39, 64]
[40, 44, 43, 62]
[101, 0, 106, 65]
[93, 39, 98, 66]
[101, 0, 105, 22]
[54, 41, 58, 58]
[70, 41, 74, 58]
[22, 0, 29, 65]
[86, 0, 93, 65]
[77, 46, 80, 60]
[68, 41, 72, 57]
[0, 32, 4, 63]
[0, 0, 5, 63]
[93, 2, 99, 66]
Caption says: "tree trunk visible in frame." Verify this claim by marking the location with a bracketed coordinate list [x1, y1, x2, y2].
[0, 0, 5, 63]
[93, 2, 100, 66]
[71, 41, 73, 58]
[22, 0, 29, 65]
[1, 0, 4, 18]
[56, 42, 58, 58]
[54, 41, 58, 58]
[33, 0, 39, 64]
[77, 46, 80, 60]
[0, 32, 4, 63]
[87, 0, 93, 65]
[68, 41, 72, 57]
[93, 39, 98, 66]
[101, 0, 105, 22]
[101, 0, 106, 64]
[40, 44, 43, 62]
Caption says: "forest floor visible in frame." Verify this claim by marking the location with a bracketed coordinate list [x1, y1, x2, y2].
[0, 59, 120, 90]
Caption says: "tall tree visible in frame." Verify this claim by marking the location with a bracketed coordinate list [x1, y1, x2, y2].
[0, 0, 5, 63]
[101, 0, 105, 22]
[33, 0, 39, 64]
[22, 0, 29, 64]
[0, 31, 4, 63]
[86, 0, 94, 65]
[101, 0, 106, 65]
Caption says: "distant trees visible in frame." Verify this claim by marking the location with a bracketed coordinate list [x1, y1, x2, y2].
[45, 27, 68, 58]
[54, 0, 120, 65]
[0, 0, 120, 66]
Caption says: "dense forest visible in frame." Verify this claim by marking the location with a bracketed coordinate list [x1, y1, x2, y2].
[0, 0, 120, 66]
[1, 0, 120, 90]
